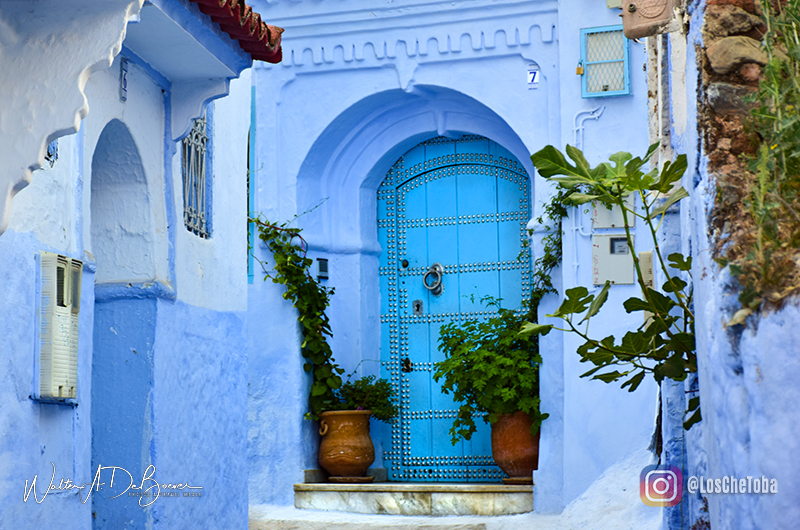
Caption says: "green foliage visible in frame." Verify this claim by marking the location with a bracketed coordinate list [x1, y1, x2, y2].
[719, 0, 800, 317]
[434, 297, 549, 445]
[527, 143, 699, 429]
[250, 216, 344, 420]
[528, 188, 576, 310]
[330, 375, 399, 424]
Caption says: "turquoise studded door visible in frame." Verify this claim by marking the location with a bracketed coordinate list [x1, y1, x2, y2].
[378, 135, 532, 482]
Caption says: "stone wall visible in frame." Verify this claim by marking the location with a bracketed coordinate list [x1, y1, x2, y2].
[702, 0, 766, 239]
[678, 1, 800, 528]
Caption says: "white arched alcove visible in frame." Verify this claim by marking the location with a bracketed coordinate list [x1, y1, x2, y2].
[90, 119, 157, 284]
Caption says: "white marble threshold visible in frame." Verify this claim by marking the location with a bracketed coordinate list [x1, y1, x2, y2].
[294, 482, 533, 516]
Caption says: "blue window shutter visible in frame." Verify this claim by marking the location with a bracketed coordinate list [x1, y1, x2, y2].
[580, 25, 631, 98]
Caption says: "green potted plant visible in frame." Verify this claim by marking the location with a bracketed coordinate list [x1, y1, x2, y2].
[434, 296, 548, 484]
[317, 374, 399, 483]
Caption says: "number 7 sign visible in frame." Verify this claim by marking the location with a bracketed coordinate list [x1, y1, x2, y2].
[527, 64, 540, 89]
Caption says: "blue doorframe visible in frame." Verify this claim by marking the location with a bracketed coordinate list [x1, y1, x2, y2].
[378, 135, 531, 482]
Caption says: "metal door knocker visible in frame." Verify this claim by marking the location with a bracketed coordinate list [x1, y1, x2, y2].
[402, 357, 414, 373]
[423, 262, 444, 296]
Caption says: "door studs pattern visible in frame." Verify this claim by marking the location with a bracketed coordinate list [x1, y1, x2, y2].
[378, 135, 531, 482]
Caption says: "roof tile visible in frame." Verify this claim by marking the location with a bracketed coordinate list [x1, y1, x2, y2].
[189, 0, 283, 63]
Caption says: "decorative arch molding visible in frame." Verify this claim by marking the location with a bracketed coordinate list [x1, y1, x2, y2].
[294, 85, 539, 255]
[0, 0, 144, 236]
[261, 0, 557, 69]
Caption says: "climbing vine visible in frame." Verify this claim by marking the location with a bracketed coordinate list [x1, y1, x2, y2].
[249, 216, 344, 420]
[527, 188, 576, 316]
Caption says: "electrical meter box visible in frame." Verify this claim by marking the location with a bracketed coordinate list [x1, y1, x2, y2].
[35, 251, 82, 401]
[592, 235, 635, 285]
[621, 0, 682, 40]
[592, 196, 635, 229]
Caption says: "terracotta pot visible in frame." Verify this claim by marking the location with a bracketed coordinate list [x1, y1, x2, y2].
[491, 411, 540, 485]
[318, 410, 375, 482]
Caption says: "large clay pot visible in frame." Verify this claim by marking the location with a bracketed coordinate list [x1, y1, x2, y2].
[318, 410, 375, 483]
[491, 411, 540, 485]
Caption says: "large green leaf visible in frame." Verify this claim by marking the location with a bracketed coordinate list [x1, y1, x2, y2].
[649, 187, 689, 218]
[646, 288, 677, 314]
[624, 166, 657, 191]
[662, 276, 688, 293]
[531, 145, 592, 179]
[621, 370, 646, 392]
[623, 296, 650, 313]
[579, 281, 610, 324]
[667, 253, 692, 271]
[652, 155, 688, 193]
[549, 287, 593, 318]
[566, 193, 600, 205]
[566, 144, 594, 177]
[519, 322, 554, 336]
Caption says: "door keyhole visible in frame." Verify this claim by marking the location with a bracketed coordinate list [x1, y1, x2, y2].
[412, 299, 423, 316]
[402, 357, 413, 373]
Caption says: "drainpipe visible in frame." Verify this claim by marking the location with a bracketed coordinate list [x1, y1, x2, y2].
[572, 106, 605, 151]
[570, 106, 604, 284]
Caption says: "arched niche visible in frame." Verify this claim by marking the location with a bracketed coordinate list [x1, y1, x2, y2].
[90, 119, 156, 284]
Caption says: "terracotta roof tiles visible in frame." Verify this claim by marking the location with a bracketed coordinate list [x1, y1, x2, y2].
[189, 0, 283, 63]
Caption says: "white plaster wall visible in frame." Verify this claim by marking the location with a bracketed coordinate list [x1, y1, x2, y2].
[82, 56, 168, 286]
[172, 70, 250, 312]
[7, 136, 79, 252]
[0, 0, 143, 235]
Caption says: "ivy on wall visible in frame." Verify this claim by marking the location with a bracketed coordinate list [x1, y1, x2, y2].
[249, 216, 344, 420]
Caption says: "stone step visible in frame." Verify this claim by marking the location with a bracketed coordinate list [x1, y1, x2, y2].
[294, 483, 532, 516]
[249, 505, 565, 530]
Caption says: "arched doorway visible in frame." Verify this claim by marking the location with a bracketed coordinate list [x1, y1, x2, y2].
[89, 119, 156, 528]
[378, 134, 531, 482]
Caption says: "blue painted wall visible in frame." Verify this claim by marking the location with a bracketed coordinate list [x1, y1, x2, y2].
[247, 0, 656, 512]
[91, 298, 156, 529]
[0, 230, 94, 528]
[0, 14, 252, 527]
[150, 299, 248, 530]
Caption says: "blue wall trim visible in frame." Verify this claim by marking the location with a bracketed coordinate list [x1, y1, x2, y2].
[121, 45, 172, 92]
[94, 282, 177, 302]
[163, 90, 179, 295]
[248, 85, 256, 284]
[205, 103, 215, 237]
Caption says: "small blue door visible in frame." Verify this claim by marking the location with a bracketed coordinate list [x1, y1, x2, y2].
[378, 135, 531, 482]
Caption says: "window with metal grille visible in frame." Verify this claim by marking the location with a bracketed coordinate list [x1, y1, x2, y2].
[580, 25, 631, 98]
[182, 113, 211, 238]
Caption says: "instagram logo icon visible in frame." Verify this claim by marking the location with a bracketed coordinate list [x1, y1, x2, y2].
[640, 465, 683, 507]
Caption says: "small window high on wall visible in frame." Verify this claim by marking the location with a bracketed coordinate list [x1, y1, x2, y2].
[580, 25, 631, 98]
[182, 110, 212, 238]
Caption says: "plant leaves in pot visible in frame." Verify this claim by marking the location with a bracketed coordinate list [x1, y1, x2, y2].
[318, 374, 399, 483]
[434, 296, 548, 485]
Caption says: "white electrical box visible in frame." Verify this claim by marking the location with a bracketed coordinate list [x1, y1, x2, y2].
[592, 196, 635, 229]
[592, 235, 635, 285]
[35, 252, 82, 401]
